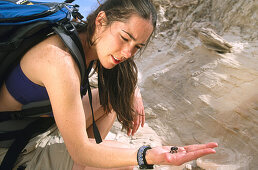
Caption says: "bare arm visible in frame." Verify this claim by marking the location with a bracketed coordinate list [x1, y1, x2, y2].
[43, 56, 217, 168]
[34, 41, 217, 168]
[37, 45, 138, 168]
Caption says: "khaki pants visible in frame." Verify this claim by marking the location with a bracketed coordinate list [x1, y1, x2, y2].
[0, 125, 73, 170]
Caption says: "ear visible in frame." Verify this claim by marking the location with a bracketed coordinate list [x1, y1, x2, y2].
[95, 11, 107, 29]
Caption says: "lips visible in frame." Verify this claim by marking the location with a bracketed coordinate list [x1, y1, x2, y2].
[111, 55, 121, 64]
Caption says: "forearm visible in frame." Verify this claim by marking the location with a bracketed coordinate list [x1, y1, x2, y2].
[75, 141, 138, 168]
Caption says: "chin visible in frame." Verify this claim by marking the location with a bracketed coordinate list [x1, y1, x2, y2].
[99, 57, 119, 69]
[103, 66, 114, 69]
[100, 62, 116, 70]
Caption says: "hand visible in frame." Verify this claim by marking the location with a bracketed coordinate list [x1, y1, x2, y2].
[147, 142, 218, 166]
[127, 87, 145, 136]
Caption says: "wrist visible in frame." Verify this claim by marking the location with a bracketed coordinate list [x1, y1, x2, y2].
[145, 148, 153, 165]
[137, 145, 154, 169]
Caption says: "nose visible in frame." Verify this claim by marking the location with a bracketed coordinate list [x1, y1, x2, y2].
[121, 49, 132, 60]
[121, 46, 134, 60]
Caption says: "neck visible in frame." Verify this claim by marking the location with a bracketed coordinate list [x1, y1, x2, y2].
[79, 32, 98, 68]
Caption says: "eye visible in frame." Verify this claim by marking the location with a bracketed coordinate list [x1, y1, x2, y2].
[135, 45, 141, 49]
[120, 35, 128, 42]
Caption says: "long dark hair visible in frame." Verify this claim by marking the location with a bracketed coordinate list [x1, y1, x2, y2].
[84, 0, 157, 130]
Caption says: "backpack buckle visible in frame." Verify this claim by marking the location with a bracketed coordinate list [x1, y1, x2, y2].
[62, 22, 75, 34]
[10, 112, 23, 120]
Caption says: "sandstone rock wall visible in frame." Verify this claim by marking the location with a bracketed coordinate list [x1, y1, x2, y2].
[135, 0, 258, 169]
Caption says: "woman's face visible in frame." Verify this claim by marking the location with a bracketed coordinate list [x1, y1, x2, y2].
[94, 14, 154, 69]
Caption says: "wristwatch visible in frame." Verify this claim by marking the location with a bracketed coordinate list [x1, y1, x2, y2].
[137, 145, 154, 169]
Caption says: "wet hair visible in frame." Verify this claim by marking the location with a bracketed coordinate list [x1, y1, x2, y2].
[84, 0, 157, 130]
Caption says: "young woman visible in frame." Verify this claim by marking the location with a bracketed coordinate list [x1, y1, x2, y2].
[0, 0, 218, 169]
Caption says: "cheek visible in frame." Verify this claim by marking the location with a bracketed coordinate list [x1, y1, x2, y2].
[96, 31, 124, 64]
[111, 36, 123, 51]
[101, 34, 122, 53]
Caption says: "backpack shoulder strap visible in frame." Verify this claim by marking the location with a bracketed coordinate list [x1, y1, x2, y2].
[0, 22, 102, 144]
[53, 22, 102, 144]
[53, 22, 87, 92]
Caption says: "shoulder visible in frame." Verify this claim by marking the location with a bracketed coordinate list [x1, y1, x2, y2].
[20, 35, 81, 87]
[25, 34, 77, 71]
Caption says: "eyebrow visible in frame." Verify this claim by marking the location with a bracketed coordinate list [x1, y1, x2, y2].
[122, 30, 146, 46]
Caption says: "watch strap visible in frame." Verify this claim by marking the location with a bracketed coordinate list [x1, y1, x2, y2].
[137, 145, 154, 169]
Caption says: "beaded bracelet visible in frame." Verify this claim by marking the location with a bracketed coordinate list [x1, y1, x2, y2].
[137, 145, 154, 169]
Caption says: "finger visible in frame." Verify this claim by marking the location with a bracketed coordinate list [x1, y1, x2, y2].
[138, 113, 142, 129]
[168, 148, 216, 166]
[136, 114, 141, 131]
[131, 115, 138, 135]
[180, 148, 216, 164]
[184, 142, 218, 152]
[127, 128, 132, 136]
[132, 115, 140, 135]
[141, 110, 145, 127]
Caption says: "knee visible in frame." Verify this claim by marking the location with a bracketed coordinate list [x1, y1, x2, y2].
[107, 110, 116, 122]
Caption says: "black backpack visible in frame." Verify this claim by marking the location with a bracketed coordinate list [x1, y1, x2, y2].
[0, 0, 102, 169]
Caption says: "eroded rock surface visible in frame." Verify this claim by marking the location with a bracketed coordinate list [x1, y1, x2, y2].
[135, 0, 258, 169]
[92, 0, 257, 169]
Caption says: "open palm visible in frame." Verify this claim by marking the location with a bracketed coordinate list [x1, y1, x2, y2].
[148, 142, 218, 166]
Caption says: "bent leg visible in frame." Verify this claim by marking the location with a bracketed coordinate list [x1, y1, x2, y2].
[86, 107, 116, 139]
[73, 89, 133, 169]
[82, 88, 116, 139]
[82, 88, 103, 130]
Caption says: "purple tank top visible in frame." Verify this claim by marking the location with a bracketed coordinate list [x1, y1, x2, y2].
[5, 64, 49, 105]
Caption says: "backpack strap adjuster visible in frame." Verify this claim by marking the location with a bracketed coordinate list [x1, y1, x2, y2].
[10, 112, 23, 120]
[62, 22, 76, 34]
